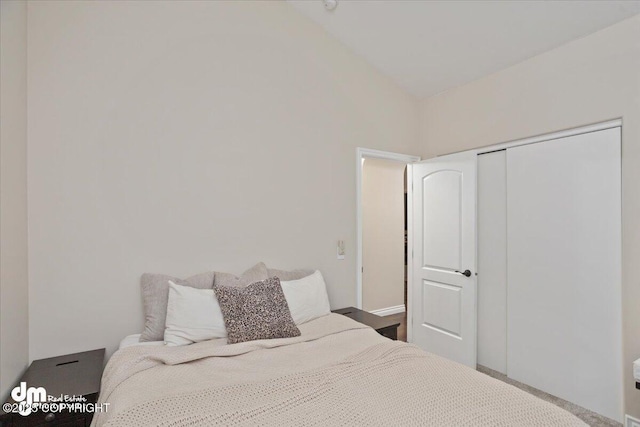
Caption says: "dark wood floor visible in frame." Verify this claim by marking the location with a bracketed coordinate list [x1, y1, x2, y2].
[382, 312, 407, 342]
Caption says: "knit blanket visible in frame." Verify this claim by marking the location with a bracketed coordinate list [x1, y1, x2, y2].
[93, 314, 585, 426]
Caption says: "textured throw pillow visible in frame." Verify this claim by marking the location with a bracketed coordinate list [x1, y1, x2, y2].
[140, 271, 214, 342]
[280, 270, 331, 325]
[214, 262, 269, 288]
[214, 277, 301, 344]
[164, 281, 227, 346]
[267, 267, 315, 281]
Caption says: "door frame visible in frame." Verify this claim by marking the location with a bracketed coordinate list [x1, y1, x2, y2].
[455, 118, 621, 157]
[356, 148, 420, 321]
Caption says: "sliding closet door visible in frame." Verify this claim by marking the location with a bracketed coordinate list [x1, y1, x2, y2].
[477, 151, 507, 375]
[506, 127, 622, 421]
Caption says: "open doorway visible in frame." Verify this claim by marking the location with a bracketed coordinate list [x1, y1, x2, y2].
[356, 148, 420, 342]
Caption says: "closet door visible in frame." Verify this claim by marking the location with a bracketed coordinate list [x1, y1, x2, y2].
[506, 127, 622, 421]
[477, 150, 507, 375]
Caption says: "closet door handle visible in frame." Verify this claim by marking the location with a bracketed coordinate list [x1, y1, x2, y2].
[455, 269, 472, 277]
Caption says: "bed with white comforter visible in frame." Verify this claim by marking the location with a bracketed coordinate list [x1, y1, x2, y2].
[93, 314, 585, 427]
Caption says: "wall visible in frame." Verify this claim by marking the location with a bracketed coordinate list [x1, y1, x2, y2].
[361, 158, 405, 312]
[0, 0, 30, 400]
[26, 1, 419, 361]
[419, 14, 640, 419]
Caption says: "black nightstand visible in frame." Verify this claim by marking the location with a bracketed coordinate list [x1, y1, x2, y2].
[1, 349, 105, 427]
[333, 307, 401, 340]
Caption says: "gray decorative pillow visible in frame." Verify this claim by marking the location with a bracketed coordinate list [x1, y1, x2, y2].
[214, 277, 301, 344]
[140, 271, 214, 342]
[214, 262, 269, 288]
[267, 267, 315, 281]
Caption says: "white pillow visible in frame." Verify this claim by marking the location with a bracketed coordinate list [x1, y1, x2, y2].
[164, 280, 227, 346]
[280, 270, 331, 325]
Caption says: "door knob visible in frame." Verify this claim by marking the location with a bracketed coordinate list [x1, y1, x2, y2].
[455, 269, 472, 277]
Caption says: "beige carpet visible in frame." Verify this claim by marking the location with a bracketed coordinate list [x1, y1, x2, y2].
[477, 365, 621, 427]
[382, 314, 619, 426]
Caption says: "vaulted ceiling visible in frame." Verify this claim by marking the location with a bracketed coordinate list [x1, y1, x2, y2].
[288, 0, 640, 98]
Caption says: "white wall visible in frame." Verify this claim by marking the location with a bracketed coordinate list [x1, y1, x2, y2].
[0, 0, 30, 401]
[362, 158, 405, 312]
[26, 1, 419, 361]
[419, 14, 640, 419]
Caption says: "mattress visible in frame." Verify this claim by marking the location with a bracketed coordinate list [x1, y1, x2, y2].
[118, 334, 163, 350]
[634, 358, 640, 381]
[95, 314, 585, 427]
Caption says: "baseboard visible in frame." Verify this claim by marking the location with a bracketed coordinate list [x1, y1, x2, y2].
[369, 305, 406, 317]
[626, 414, 640, 427]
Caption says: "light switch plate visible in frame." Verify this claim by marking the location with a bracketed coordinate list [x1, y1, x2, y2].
[337, 240, 345, 260]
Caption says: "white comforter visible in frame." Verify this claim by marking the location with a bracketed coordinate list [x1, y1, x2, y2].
[93, 314, 585, 427]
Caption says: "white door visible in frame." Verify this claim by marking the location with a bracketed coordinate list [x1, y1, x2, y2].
[506, 127, 622, 421]
[477, 150, 507, 375]
[411, 152, 477, 367]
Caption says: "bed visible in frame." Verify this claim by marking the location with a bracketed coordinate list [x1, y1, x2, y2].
[92, 313, 585, 426]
